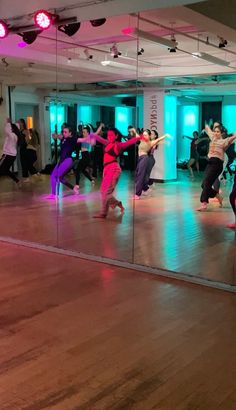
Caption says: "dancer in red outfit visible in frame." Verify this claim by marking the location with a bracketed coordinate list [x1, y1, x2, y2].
[80, 126, 145, 218]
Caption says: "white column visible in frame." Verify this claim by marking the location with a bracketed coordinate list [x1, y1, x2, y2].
[143, 90, 177, 181]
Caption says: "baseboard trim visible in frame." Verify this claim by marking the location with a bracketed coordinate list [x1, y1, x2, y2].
[0, 236, 235, 293]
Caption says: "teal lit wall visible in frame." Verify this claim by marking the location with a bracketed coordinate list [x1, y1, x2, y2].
[163, 95, 177, 180]
[222, 102, 236, 133]
[78, 106, 92, 125]
[177, 104, 199, 162]
[49, 104, 66, 141]
[115, 106, 134, 136]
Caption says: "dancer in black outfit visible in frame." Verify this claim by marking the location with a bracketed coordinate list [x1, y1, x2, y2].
[227, 175, 236, 229]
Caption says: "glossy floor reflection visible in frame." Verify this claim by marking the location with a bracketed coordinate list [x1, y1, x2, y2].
[0, 170, 235, 285]
[2, 243, 236, 409]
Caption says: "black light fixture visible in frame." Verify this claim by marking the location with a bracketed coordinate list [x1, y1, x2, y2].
[90, 18, 106, 27]
[218, 37, 227, 48]
[110, 43, 121, 58]
[84, 48, 93, 60]
[138, 47, 144, 56]
[58, 22, 81, 37]
[168, 34, 177, 52]
[18, 29, 42, 45]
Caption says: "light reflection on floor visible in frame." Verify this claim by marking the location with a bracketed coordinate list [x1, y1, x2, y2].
[0, 170, 235, 286]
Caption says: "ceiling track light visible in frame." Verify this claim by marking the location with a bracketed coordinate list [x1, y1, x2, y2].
[168, 33, 178, 52]
[84, 48, 93, 60]
[110, 43, 121, 58]
[0, 20, 8, 38]
[58, 22, 81, 37]
[218, 37, 227, 48]
[18, 29, 42, 45]
[90, 18, 106, 27]
[138, 48, 144, 56]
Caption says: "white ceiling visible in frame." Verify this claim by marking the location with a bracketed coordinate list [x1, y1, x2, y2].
[0, 0, 236, 98]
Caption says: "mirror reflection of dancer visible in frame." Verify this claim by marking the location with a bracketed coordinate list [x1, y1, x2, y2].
[134, 129, 170, 199]
[0, 119, 21, 185]
[48, 126, 78, 198]
[80, 125, 145, 218]
[74, 124, 103, 194]
[197, 125, 236, 211]
[142, 130, 159, 195]
[183, 131, 204, 178]
[227, 174, 236, 229]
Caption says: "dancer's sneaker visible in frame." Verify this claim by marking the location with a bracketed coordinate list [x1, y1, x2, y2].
[196, 203, 207, 211]
[133, 195, 140, 200]
[73, 185, 79, 195]
[23, 177, 30, 183]
[226, 223, 236, 229]
[216, 193, 223, 207]
[45, 194, 57, 200]
[16, 180, 22, 188]
[142, 188, 151, 196]
[117, 201, 125, 213]
[93, 213, 106, 219]
[91, 178, 95, 185]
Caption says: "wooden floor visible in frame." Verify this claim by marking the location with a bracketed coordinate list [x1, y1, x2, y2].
[0, 170, 235, 287]
[0, 242, 236, 409]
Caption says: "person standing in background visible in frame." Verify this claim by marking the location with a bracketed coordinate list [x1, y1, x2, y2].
[0, 118, 21, 185]
[18, 118, 29, 182]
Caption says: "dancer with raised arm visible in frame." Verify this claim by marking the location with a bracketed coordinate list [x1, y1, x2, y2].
[79, 125, 146, 218]
[197, 125, 236, 211]
[49, 126, 78, 198]
[183, 131, 206, 179]
[134, 129, 171, 199]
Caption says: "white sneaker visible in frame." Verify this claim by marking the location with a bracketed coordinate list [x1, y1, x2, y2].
[133, 195, 140, 200]
[142, 188, 151, 196]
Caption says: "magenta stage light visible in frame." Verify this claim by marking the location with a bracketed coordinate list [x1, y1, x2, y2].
[18, 41, 27, 48]
[0, 20, 8, 38]
[34, 10, 53, 30]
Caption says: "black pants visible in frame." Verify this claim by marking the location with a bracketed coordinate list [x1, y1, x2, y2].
[143, 155, 156, 192]
[26, 149, 37, 176]
[229, 174, 236, 215]
[20, 146, 28, 178]
[75, 151, 92, 185]
[200, 157, 223, 203]
[135, 155, 149, 196]
[0, 154, 19, 183]
[92, 145, 103, 178]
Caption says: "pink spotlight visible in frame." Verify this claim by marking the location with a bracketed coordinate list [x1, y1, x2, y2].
[18, 41, 27, 48]
[0, 20, 8, 39]
[122, 27, 135, 36]
[34, 10, 52, 30]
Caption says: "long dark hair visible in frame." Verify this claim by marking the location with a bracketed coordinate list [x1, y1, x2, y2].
[109, 127, 123, 142]
[19, 118, 27, 130]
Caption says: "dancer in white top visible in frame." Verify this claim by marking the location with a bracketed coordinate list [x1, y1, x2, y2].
[0, 119, 21, 185]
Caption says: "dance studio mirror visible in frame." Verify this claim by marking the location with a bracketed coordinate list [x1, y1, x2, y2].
[55, 12, 139, 263]
[0, 17, 58, 246]
[133, 8, 236, 287]
[1, 2, 236, 290]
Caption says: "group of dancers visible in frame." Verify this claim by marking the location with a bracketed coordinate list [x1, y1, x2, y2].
[0, 118, 236, 228]
[0, 118, 40, 186]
